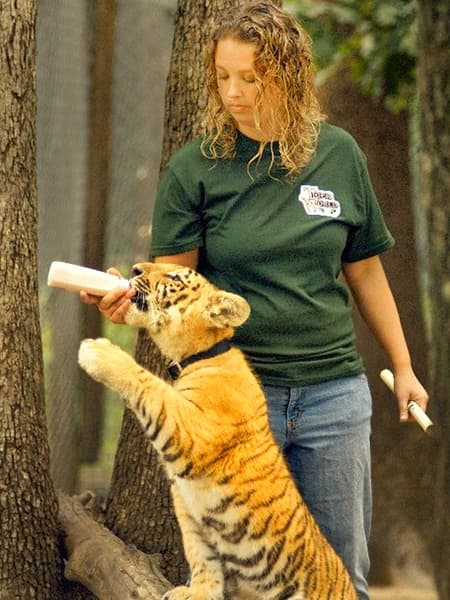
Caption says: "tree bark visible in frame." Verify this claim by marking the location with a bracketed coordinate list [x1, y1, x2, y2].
[0, 0, 63, 596]
[59, 492, 172, 599]
[416, 1, 450, 598]
[80, 0, 118, 464]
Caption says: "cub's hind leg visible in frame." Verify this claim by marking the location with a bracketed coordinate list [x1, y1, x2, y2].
[163, 487, 224, 600]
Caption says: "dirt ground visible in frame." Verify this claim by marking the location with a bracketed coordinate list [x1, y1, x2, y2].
[369, 564, 438, 599]
[367, 538, 439, 599]
[370, 586, 437, 600]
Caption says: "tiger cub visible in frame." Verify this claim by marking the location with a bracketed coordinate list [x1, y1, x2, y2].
[78, 262, 357, 600]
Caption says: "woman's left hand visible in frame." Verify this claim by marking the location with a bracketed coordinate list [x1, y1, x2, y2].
[393, 368, 429, 423]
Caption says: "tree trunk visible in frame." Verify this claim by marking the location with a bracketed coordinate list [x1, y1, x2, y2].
[319, 72, 434, 585]
[80, 0, 118, 464]
[103, 0, 246, 585]
[416, 2, 450, 598]
[0, 0, 63, 596]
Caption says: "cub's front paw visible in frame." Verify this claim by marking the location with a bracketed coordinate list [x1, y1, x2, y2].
[162, 586, 191, 600]
[78, 338, 136, 388]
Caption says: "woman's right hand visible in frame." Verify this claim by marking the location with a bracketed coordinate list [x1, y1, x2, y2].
[79, 267, 135, 324]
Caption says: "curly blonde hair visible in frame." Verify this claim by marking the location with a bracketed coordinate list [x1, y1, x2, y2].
[201, 1, 325, 177]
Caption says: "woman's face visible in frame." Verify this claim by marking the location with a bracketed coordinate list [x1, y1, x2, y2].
[215, 37, 276, 141]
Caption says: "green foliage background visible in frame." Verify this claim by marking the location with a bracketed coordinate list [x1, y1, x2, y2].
[288, 0, 416, 112]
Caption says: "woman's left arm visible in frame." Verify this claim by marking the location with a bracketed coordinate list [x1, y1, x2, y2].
[342, 255, 429, 422]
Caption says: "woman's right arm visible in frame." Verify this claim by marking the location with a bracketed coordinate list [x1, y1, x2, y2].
[153, 249, 199, 269]
[80, 249, 200, 324]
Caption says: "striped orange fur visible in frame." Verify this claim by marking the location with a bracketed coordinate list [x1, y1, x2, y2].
[78, 262, 357, 600]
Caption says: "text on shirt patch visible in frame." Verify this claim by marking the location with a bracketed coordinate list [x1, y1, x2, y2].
[298, 185, 341, 218]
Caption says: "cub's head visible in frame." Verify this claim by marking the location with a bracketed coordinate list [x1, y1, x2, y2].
[126, 262, 250, 360]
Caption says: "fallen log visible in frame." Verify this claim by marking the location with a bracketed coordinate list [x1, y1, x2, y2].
[58, 491, 173, 599]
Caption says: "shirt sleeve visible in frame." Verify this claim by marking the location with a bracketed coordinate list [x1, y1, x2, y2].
[342, 149, 395, 263]
[151, 166, 204, 256]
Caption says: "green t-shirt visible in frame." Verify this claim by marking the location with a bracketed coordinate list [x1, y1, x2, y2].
[151, 122, 395, 385]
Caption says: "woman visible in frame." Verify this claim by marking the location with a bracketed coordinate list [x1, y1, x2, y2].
[82, 3, 428, 597]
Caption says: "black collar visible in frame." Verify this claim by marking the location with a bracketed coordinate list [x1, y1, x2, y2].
[168, 340, 232, 381]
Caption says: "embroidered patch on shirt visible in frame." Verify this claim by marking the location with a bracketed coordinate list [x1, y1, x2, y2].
[298, 185, 341, 218]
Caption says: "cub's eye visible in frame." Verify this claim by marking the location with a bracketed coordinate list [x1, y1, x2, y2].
[166, 272, 183, 282]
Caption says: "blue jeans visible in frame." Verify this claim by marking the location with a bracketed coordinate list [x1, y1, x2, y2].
[262, 374, 372, 600]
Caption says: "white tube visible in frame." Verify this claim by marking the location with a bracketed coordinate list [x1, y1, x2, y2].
[380, 369, 433, 433]
[47, 261, 129, 296]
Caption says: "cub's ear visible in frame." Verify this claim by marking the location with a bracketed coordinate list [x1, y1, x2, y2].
[205, 291, 250, 328]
